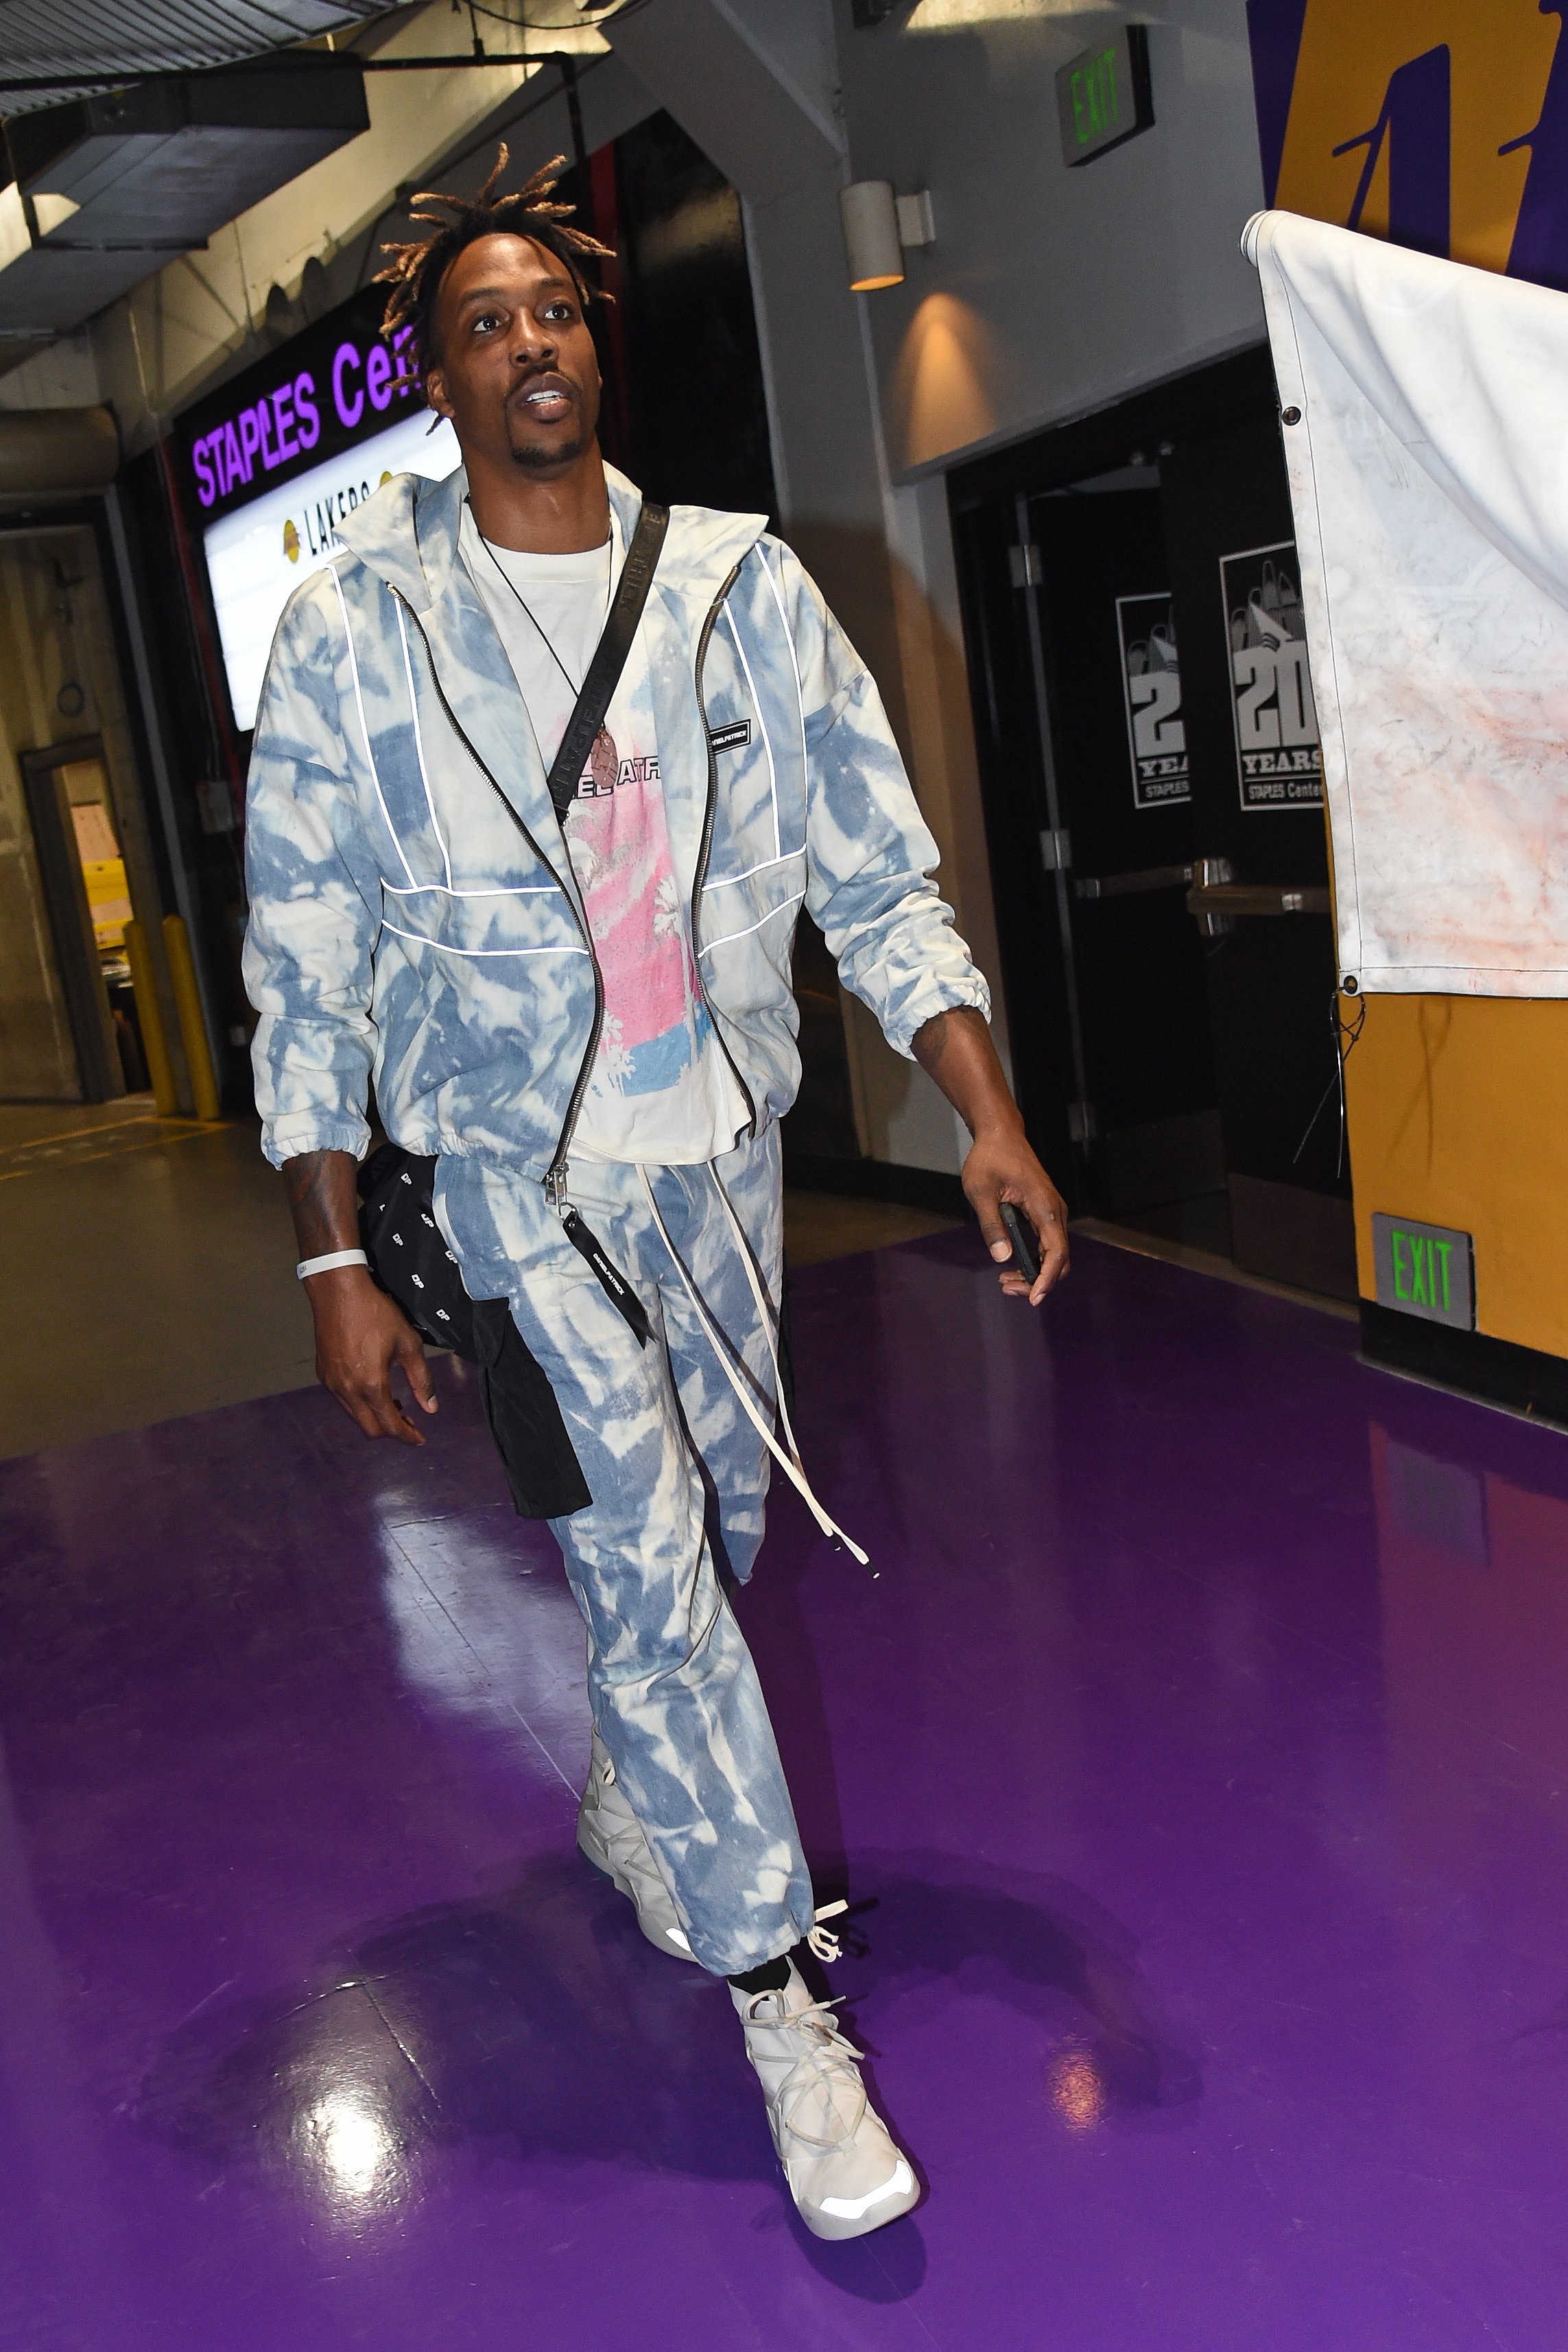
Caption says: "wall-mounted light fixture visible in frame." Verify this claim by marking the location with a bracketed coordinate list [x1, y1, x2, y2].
[839, 182, 936, 292]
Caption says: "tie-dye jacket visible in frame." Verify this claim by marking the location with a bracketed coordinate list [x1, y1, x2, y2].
[242, 462, 989, 1178]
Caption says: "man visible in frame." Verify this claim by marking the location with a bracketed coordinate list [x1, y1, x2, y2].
[244, 150, 1068, 2242]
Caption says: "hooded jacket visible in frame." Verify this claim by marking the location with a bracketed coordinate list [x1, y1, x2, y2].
[243, 462, 988, 1180]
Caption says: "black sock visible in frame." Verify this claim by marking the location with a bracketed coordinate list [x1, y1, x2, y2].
[729, 1955, 791, 1995]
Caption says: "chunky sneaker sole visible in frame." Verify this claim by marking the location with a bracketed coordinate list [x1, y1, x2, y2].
[576, 1728, 698, 1962]
[734, 1961, 920, 2240]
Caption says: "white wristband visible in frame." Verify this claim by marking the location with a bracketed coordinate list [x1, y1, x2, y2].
[296, 1248, 370, 1281]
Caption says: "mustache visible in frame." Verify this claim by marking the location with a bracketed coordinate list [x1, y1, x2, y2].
[508, 367, 578, 401]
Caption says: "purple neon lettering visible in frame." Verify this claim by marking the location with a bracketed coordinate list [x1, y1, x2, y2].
[222, 419, 243, 491]
[333, 342, 363, 429]
[192, 436, 215, 507]
[237, 407, 261, 481]
[257, 400, 278, 471]
[366, 342, 392, 412]
[390, 326, 416, 397]
[294, 370, 320, 450]
[272, 383, 298, 462]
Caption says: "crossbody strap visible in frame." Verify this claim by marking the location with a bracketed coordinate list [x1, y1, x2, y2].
[543, 497, 669, 820]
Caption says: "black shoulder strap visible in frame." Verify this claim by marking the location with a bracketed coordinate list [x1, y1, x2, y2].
[544, 498, 669, 821]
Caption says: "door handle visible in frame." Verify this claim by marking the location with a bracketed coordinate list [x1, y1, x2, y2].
[1186, 872, 1331, 936]
[1185, 882, 1331, 916]
[1075, 863, 1193, 901]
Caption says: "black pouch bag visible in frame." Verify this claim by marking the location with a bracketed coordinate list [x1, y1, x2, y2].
[357, 1143, 476, 1357]
[355, 1145, 591, 1519]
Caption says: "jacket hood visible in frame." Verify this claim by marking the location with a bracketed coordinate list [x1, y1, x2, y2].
[335, 458, 768, 615]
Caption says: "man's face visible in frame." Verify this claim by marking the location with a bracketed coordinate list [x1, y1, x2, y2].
[425, 233, 602, 477]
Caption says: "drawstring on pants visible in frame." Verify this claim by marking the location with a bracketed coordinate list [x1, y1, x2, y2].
[637, 1165, 874, 1575]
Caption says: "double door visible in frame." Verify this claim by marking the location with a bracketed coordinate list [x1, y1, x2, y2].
[950, 348, 1355, 1299]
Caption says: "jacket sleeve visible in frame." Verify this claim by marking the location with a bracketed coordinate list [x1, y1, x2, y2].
[241, 575, 384, 1169]
[771, 541, 992, 1058]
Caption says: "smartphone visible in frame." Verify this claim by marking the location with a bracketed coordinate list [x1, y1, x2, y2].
[999, 1201, 1041, 1285]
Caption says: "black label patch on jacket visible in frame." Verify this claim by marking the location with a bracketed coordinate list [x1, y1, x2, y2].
[708, 717, 752, 755]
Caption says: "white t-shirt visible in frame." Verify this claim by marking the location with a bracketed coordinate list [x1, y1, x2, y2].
[460, 501, 748, 1165]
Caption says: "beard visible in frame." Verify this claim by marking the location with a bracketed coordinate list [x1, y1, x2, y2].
[506, 423, 591, 473]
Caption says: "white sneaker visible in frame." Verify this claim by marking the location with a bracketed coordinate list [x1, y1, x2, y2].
[733, 1961, 920, 2240]
[576, 1729, 696, 1961]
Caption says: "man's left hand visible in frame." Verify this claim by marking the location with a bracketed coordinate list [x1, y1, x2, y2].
[909, 1005, 1070, 1307]
[962, 1125, 1070, 1306]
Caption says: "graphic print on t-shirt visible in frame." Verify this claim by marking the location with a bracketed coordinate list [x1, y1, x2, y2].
[565, 720, 715, 1102]
[460, 503, 748, 1163]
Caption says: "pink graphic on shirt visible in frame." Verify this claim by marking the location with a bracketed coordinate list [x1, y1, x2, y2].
[566, 735, 700, 1095]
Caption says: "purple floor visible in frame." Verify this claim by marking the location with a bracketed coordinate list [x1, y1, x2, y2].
[5, 1231, 1568, 2349]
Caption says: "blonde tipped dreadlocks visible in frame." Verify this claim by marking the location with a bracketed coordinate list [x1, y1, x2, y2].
[375, 144, 615, 377]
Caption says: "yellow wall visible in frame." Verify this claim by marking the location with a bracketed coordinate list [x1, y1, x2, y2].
[1346, 994, 1568, 1354]
[1274, 1, 1568, 1349]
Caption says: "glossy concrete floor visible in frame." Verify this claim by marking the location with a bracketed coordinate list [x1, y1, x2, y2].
[4, 1226, 1568, 2349]
[0, 1098, 314, 1458]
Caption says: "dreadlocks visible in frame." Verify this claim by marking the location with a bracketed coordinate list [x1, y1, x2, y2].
[376, 144, 615, 379]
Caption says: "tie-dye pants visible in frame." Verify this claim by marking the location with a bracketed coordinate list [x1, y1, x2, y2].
[436, 1125, 816, 1976]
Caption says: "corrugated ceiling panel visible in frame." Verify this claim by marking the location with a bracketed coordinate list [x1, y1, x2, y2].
[0, 0, 396, 108]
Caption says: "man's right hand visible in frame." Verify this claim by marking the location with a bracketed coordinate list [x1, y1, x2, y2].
[305, 1266, 438, 1445]
[282, 1147, 438, 1445]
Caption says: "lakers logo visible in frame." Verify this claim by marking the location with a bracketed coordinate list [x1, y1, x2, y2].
[283, 517, 300, 564]
[1250, 0, 1566, 287]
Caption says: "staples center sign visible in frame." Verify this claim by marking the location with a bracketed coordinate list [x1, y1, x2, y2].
[176, 287, 461, 730]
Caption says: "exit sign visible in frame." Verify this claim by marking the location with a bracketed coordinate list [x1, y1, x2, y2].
[1371, 1213, 1475, 1332]
[1056, 24, 1154, 167]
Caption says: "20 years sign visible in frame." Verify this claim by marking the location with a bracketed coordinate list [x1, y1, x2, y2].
[1220, 541, 1322, 813]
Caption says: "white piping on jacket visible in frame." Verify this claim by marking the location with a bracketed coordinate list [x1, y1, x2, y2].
[701, 847, 805, 892]
[696, 890, 806, 958]
[759, 546, 808, 769]
[395, 597, 451, 888]
[381, 918, 590, 960]
[383, 880, 555, 898]
[330, 563, 416, 889]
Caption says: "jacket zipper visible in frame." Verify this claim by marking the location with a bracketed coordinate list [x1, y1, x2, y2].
[391, 590, 604, 1206]
[691, 560, 759, 1140]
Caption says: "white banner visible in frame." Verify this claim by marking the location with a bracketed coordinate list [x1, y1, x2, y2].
[1244, 209, 1568, 996]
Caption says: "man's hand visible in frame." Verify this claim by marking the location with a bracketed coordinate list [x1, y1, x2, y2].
[910, 1006, 1070, 1307]
[284, 1148, 439, 1444]
[305, 1266, 437, 1443]
[958, 1125, 1070, 1306]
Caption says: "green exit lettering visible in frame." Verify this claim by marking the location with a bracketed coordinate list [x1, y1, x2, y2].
[1391, 1229, 1452, 1312]
[1072, 46, 1121, 145]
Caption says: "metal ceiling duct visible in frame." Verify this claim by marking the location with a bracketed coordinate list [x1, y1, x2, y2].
[0, 56, 371, 340]
[0, 0, 397, 112]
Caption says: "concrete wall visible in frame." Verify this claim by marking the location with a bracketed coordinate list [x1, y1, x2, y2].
[838, 0, 1267, 478]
